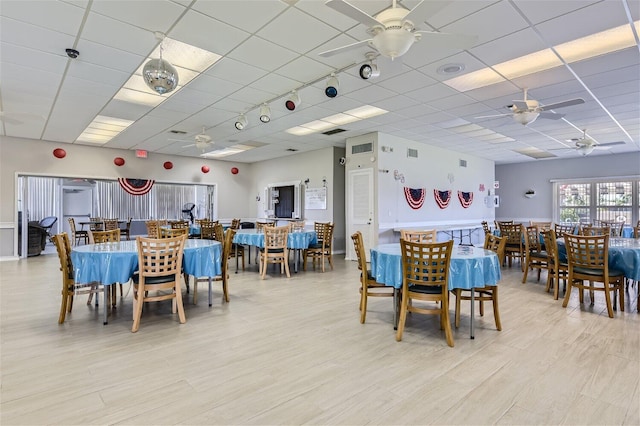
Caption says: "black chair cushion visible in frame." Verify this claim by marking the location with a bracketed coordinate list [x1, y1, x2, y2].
[408, 284, 442, 294]
[132, 272, 178, 285]
[572, 266, 624, 277]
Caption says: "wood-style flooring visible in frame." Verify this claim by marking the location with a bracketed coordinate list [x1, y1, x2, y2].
[1, 251, 639, 425]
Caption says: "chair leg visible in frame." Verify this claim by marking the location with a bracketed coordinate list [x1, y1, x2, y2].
[175, 282, 186, 324]
[131, 286, 143, 333]
[58, 289, 69, 324]
[522, 260, 529, 283]
[395, 295, 409, 342]
[360, 287, 367, 324]
[442, 296, 454, 347]
[454, 289, 461, 328]
[283, 251, 290, 278]
[491, 287, 501, 331]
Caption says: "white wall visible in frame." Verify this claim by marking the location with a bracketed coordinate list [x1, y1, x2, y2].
[0, 136, 254, 256]
[495, 152, 640, 222]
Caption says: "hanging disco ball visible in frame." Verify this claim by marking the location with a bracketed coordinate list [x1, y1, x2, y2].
[143, 58, 179, 95]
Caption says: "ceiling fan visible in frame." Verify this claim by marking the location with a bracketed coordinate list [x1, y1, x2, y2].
[476, 89, 585, 126]
[562, 129, 625, 156]
[319, 0, 476, 60]
[172, 127, 213, 151]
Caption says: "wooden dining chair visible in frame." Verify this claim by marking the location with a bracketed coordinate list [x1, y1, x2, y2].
[562, 234, 624, 318]
[500, 223, 525, 270]
[522, 225, 548, 284]
[88, 228, 120, 244]
[530, 221, 552, 232]
[170, 220, 190, 229]
[67, 217, 88, 245]
[542, 229, 568, 300]
[103, 219, 119, 231]
[451, 233, 505, 331]
[230, 218, 241, 229]
[145, 220, 160, 238]
[634, 226, 640, 239]
[131, 235, 187, 332]
[600, 220, 624, 237]
[581, 226, 610, 236]
[192, 228, 234, 306]
[120, 217, 132, 240]
[260, 226, 290, 279]
[52, 233, 102, 323]
[396, 239, 454, 347]
[481, 221, 491, 235]
[399, 229, 437, 243]
[351, 231, 394, 324]
[554, 223, 575, 237]
[199, 221, 217, 240]
[303, 222, 334, 272]
[89, 217, 104, 232]
[159, 227, 189, 238]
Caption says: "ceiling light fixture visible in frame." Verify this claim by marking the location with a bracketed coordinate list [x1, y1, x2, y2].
[234, 114, 248, 130]
[285, 91, 301, 111]
[513, 111, 539, 126]
[577, 145, 595, 156]
[325, 73, 339, 98]
[259, 104, 271, 123]
[143, 32, 179, 95]
[359, 52, 380, 80]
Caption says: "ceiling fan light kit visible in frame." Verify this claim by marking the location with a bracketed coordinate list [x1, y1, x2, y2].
[143, 33, 179, 95]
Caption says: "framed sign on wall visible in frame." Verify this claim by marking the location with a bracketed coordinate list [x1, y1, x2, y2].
[305, 187, 327, 210]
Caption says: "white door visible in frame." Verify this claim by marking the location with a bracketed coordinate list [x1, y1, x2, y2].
[347, 168, 374, 261]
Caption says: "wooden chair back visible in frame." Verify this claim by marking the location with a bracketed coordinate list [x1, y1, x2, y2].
[600, 220, 624, 237]
[400, 229, 437, 243]
[481, 221, 491, 235]
[484, 233, 506, 265]
[89, 229, 120, 244]
[314, 222, 331, 241]
[554, 223, 575, 237]
[170, 220, 190, 229]
[89, 218, 104, 231]
[230, 218, 241, 229]
[145, 220, 160, 238]
[200, 221, 217, 239]
[195, 218, 211, 226]
[160, 227, 189, 238]
[634, 226, 640, 239]
[530, 221, 552, 232]
[289, 221, 305, 232]
[120, 217, 132, 240]
[581, 226, 610, 236]
[524, 225, 542, 253]
[212, 223, 224, 242]
[260, 226, 290, 279]
[495, 220, 514, 231]
[565, 234, 609, 272]
[103, 219, 119, 231]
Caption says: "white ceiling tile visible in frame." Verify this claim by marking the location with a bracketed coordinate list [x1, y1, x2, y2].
[193, 0, 287, 33]
[81, 12, 158, 56]
[169, 10, 250, 56]
[376, 70, 437, 93]
[75, 39, 145, 73]
[90, 0, 185, 33]
[404, 82, 459, 103]
[249, 74, 301, 97]
[0, 0, 85, 35]
[275, 56, 335, 84]
[204, 57, 268, 85]
[227, 36, 299, 72]
[0, 17, 77, 56]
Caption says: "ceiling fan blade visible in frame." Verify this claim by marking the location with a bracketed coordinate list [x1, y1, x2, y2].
[318, 39, 372, 57]
[538, 111, 565, 120]
[475, 113, 511, 119]
[415, 31, 477, 49]
[598, 141, 625, 147]
[404, 0, 449, 27]
[540, 98, 584, 111]
[182, 143, 196, 148]
[325, 0, 383, 27]
[509, 101, 529, 111]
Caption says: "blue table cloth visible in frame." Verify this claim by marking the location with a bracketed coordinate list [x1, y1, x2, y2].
[71, 239, 222, 285]
[370, 243, 501, 290]
[233, 229, 317, 249]
[557, 237, 640, 281]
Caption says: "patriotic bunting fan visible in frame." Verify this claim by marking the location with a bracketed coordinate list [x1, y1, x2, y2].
[404, 187, 426, 210]
[118, 178, 155, 196]
[458, 191, 474, 208]
[434, 190, 452, 209]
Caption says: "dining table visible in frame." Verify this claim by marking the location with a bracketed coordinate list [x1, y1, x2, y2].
[370, 243, 502, 339]
[232, 228, 317, 273]
[71, 239, 222, 324]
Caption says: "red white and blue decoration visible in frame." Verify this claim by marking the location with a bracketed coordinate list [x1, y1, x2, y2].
[434, 189, 452, 209]
[118, 178, 154, 196]
[404, 187, 426, 210]
[458, 191, 474, 208]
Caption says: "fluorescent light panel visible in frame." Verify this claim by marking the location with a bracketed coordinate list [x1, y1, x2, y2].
[76, 115, 134, 144]
[285, 105, 388, 135]
[444, 20, 640, 92]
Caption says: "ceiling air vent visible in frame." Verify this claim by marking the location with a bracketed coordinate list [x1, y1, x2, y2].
[352, 142, 373, 154]
[322, 128, 346, 135]
[286, 148, 298, 152]
[407, 148, 418, 158]
[459, 159, 467, 167]
[169, 130, 187, 134]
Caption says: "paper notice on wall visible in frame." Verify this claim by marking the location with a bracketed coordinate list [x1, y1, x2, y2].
[305, 187, 327, 210]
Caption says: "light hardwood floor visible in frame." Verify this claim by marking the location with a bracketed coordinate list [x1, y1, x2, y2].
[1, 252, 639, 425]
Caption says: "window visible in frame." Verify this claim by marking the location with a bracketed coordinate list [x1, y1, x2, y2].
[555, 178, 639, 226]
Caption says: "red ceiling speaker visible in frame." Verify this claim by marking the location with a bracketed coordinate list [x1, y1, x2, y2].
[201, 165, 210, 173]
[52, 148, 66, 159]
[114, 157, 125, 166]
[231, 167, 239, 175]
[163, 161, 173, 170]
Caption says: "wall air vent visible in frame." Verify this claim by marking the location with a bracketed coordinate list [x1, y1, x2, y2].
[459, 159, 467, 167]
[322, 128, 347, 135]
[407, 148, 418, 158]
[351, 142, 373, 154]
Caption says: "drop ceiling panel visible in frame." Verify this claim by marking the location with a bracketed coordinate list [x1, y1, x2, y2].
[75, 39, 145, 73]
[0, 17, 77, 55]
[204, 57, 268, 85]
[511, 0, 601, 25]
[168, 10, 250, 56]
[0, 0, 85, 35]
[81, 12, 158, 56]
[470, 28, 549, 66]
[193, 0, 287, 33]
[89, 0, 185, 33]
[227, 36, 299, 72]
[275, 56, 335, 84]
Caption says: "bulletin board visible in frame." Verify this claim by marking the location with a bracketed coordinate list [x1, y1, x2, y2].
[305, 187, 327, 210]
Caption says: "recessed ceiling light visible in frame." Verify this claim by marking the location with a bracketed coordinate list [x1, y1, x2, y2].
[437, 63, 465, 75]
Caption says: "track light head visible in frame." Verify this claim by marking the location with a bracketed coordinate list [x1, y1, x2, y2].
[259, 104, 271, 123]
[359, 63, 380, 80]
[285, 91, 301, 111]
[325, 73, 339, 98]
[234, 114, 248, 130]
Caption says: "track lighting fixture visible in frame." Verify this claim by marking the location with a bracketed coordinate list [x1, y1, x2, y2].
[234, 114, 248, 130]
[325, 73, 339, 98]
[285, 91, 301, 111]
[259, 104, 271, 123]
[359, 53, 380, 80]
